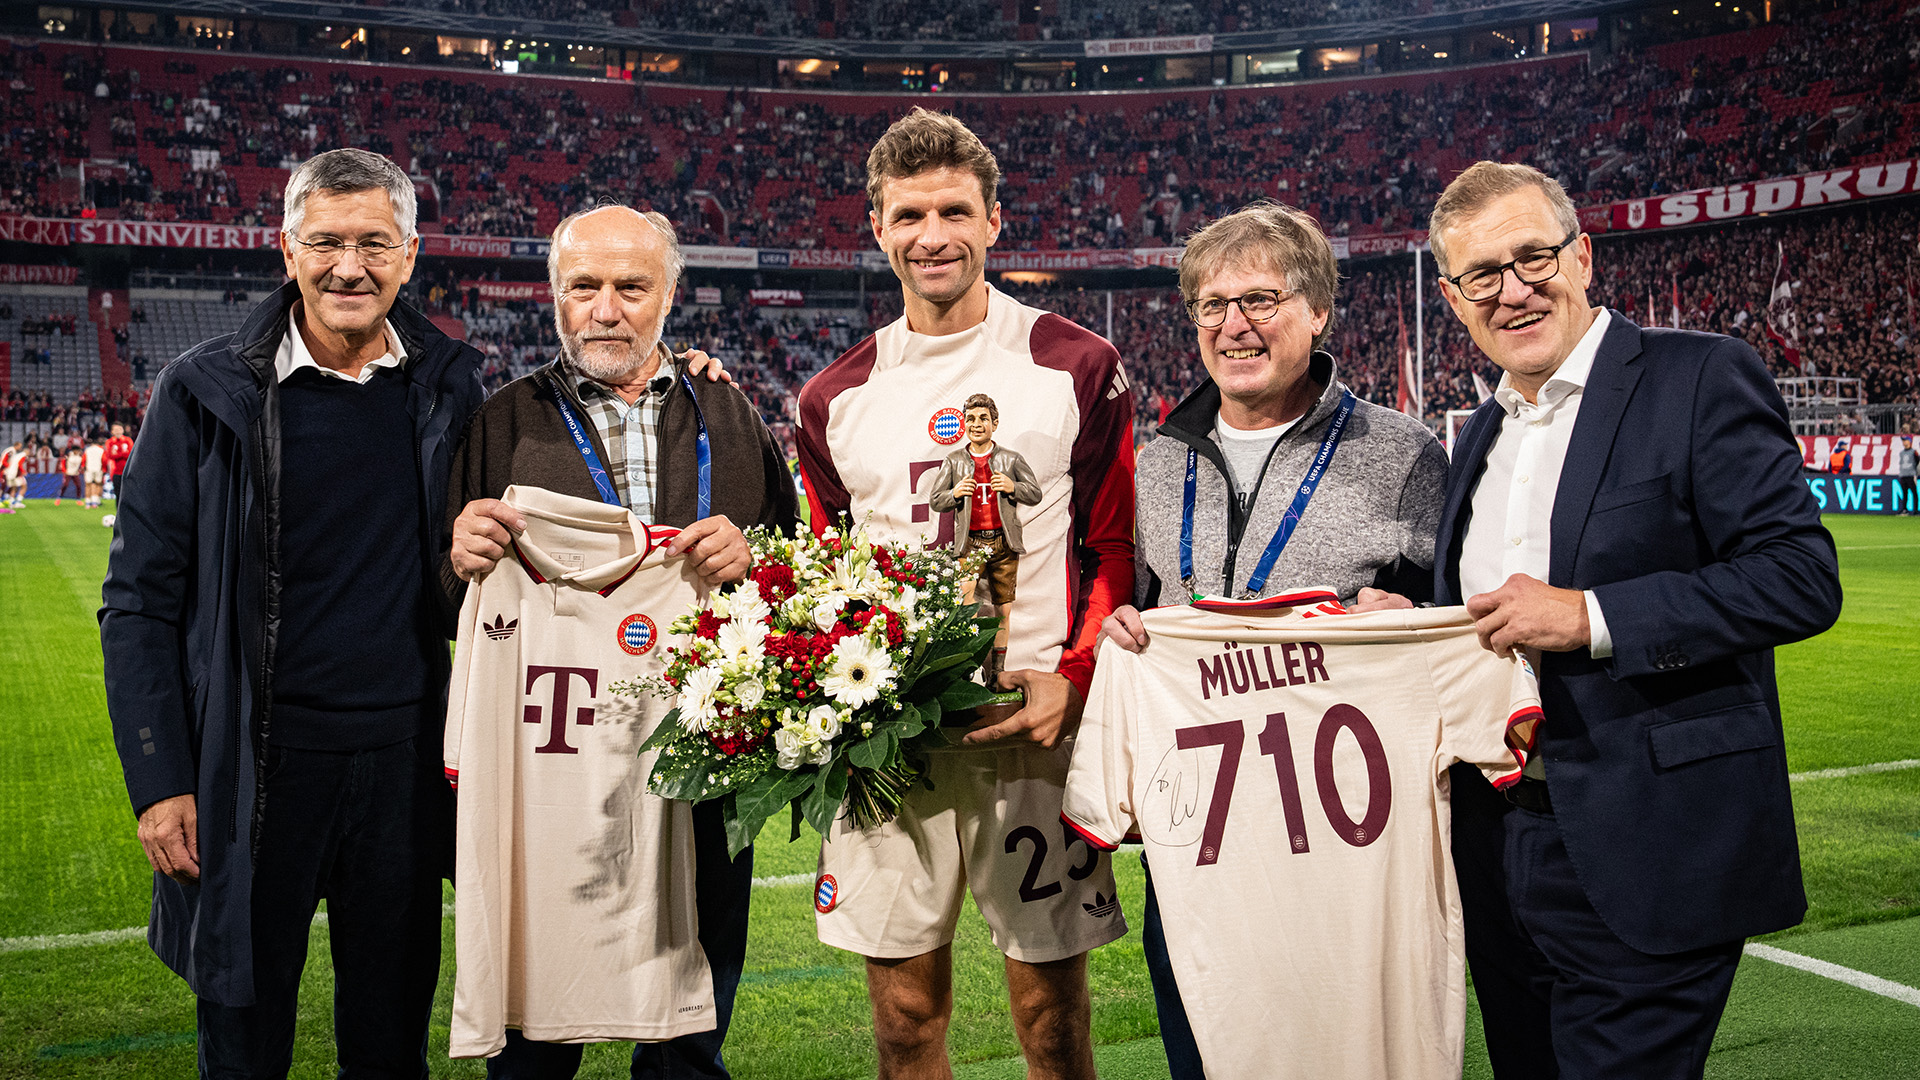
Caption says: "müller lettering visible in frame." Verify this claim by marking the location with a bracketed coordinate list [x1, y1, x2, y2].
[1197, 642, 1330, 700]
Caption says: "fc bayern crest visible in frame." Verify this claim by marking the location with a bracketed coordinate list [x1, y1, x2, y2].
[814, 873, 840, 913]
[928, 407, 964, 445]
[617, 613, 658, 656]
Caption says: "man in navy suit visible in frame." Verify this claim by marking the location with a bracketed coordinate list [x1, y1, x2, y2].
[1427, 162, 1842, 1080]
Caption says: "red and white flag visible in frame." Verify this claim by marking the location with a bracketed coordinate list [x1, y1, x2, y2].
[1396, 289, 1422, 418]
[1764, 242, 1811, 375]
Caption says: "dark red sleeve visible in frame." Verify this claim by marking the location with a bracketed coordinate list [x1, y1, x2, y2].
[1031, 314, 1136, 699]
[795, 336, 876, 537]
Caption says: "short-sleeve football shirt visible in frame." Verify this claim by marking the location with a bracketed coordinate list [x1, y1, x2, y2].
[445, 485, 715, 1057]
[1063, 595, 1541, 1080]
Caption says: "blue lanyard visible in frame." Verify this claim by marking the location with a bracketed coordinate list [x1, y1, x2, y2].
[1180, 390, 1355, 599]
[551, 372, 711, 519]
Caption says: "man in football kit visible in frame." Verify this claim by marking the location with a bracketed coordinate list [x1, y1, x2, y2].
[928, 392, 1041, 677]
[796, 108, 1134, 1080]
[445, 203, 797, 1079]
[1097, 201, 1447, 1078]
[105, 422, 133, 502]
[1428, 162, 1842, 1079]
[57, 442, 84, 504]
[2, 437, 25, 508]
[83, 436, 107, 508]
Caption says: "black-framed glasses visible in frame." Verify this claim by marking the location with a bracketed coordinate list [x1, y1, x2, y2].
[290, 235, 409, 266]
[1185, 288, 1296, 329]
[1444, 229, 1579, 302]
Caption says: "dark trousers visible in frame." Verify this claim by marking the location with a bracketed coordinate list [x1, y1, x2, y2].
[1450, 767, 1744, 1080]
[197, 739, 450, 1080]
[1140, 855, 1205, 1080]
[485, 799, 754, 1080]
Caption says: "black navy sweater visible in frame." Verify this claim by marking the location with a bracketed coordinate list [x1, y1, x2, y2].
[272, 364, 435, 749]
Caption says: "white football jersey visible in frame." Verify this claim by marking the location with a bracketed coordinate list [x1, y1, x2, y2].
[446, 485, 714, 1057]
[1063, 594, 1541, 1080]
[796, 284, 1134, 696]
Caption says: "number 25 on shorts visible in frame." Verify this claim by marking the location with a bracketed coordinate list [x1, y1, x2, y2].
[1175, 705, 1393, 866]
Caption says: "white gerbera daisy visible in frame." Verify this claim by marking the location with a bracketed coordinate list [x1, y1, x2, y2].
[715, 617, 769, 662]
[678, 666, 724, 732]
[820, 635, 896, 708]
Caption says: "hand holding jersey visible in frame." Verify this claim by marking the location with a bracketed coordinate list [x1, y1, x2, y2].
[1064, 598, 1541, 1080]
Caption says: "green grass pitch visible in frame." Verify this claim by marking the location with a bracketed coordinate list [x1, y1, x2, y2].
[2, 504, 1915, 1078]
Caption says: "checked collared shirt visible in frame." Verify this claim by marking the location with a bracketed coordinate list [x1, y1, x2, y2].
[566, 346, 677, 521]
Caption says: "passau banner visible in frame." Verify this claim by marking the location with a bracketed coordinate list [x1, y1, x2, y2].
[1608, 160, 1920, 232]
[0, 264, 79, 284]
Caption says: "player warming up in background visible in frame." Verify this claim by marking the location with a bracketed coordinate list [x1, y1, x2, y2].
[796, 108, 1134, 1080]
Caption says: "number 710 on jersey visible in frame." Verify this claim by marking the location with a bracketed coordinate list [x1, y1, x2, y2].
[1176, 704, 1393, 866]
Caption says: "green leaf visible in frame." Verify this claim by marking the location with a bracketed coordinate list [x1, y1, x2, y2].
[847, 733, 890, 770]
[639, 707, 688, 753]
[648, 753, 717, 802]
[800, 771, 841, 837]
[938, 680, 1002, 712]
[721, 794, 761, 859]
[894, 702, 930, 740]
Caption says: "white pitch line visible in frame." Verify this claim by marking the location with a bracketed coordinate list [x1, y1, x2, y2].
[1789, 759, 1920, 782]
[1836, 543, 1920, 551]
[1745, 943, 1920, 1009]
[3, 876, 817, 955]
[0, 926, 147, 954]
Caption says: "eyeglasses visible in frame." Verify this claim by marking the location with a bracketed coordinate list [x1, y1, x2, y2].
[1444, 229, 1579, 302]
[291, 235, 409, 266]
[1185, 288, 1296, 329]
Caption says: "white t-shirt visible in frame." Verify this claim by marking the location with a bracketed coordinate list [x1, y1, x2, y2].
[1214, 413, 1299, 515]
[446, 485, 715, 1057]
[1063, 596, 1541, 1080]
[83, 444, 106, 473]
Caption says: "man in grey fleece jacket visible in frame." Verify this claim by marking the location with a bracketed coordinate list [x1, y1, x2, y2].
[1098, 200, 1447, 1079]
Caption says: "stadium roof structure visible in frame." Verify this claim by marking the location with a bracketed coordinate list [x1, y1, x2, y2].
[104, 0, 1636, 59]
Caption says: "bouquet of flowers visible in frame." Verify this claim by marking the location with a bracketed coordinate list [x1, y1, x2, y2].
[620, 524, 1009, 856]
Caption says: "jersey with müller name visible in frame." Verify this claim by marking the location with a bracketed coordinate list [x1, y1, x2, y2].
[1063, 593, 1542, 1080]
[445, 485, 713, 1057]
[796, 285, 1134, 697]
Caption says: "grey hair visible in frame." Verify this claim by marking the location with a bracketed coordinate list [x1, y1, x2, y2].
[1428, 161, 1579, 277]
[281, 148, 418, 239]
[547, 205, 685, 295]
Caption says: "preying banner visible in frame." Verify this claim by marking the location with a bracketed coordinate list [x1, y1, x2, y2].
[458, 280, 552, 302]
[1607, 160, 1920, 233]
[0, 264, 79, 285]
[1796, 434, 1914, 477]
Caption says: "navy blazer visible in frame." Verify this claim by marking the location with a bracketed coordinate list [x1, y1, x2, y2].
[1435, 311, 1841, 954]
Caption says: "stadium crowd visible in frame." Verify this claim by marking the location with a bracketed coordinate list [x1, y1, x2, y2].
[343, 0, 1572, 43]
[5, 1, 1917, 251]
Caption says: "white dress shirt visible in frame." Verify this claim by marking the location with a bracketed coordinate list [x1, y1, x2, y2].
[274, 306, 407, 385]
[1459, 308, 1614, 660]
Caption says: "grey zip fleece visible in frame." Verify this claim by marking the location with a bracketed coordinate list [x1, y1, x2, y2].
[1134, 351, 1447, 607]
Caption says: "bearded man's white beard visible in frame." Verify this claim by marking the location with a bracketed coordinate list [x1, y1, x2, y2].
[560, 331, 659, 383]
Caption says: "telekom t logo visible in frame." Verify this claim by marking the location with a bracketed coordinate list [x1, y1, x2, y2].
[524, 665, 599, 754]
[907, 460, 957, 549]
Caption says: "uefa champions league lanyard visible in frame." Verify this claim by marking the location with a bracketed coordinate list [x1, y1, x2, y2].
[1180, 390, 1355, 600]
[552, 373, 712, 519]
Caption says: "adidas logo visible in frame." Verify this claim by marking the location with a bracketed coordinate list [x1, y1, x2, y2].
[1106, 363, 1131, 401]
[1082, 891, 1120, 919]
[483, 615, 519, 641]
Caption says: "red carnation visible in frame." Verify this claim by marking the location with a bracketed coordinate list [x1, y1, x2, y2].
[695, 611, 725, 639]
[708, 730, 767, 756]
[751, 563, 798, 604]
